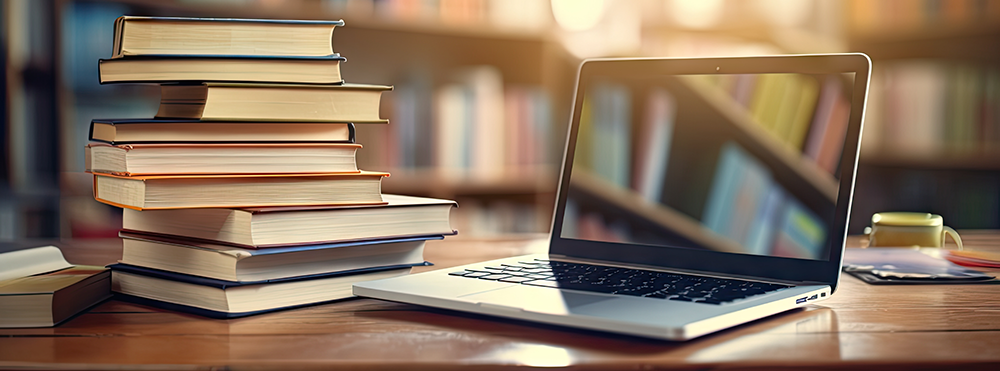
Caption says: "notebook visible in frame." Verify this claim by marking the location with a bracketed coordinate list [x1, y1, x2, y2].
[354, 54, 872, 340]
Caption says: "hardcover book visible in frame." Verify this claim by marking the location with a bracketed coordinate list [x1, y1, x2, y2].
[118, 232, 440, 281]
[99, 56, 345, 84]
[85, 142, 361, 176]
[113, 16, 344, 58]
[0, 246, 111, 328]
[92, 171, 388, 210]
[89, 119, 356, 144]
[122, 194, 457, 248]
[155, 83, 392, 122]
[110, 262, 427, 318]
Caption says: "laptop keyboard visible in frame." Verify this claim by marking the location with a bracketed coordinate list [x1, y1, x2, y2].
[448, 259, 790, 305]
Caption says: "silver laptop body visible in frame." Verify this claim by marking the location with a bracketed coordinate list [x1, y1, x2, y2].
[355, 54, 871, 341]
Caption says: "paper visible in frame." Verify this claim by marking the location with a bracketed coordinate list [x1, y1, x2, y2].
[843, 248, 994, 281]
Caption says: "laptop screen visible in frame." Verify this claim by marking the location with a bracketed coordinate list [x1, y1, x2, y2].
[559, 71, 856, 261]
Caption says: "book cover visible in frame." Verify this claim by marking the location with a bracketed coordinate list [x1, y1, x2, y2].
[109, 262, 426, 318]
[89, 119, 356, 144]
[108, 261, 431, 288]
[92, 171, 388, 210]
[156, 83, 392, 122]
[113, 16, 345, 59]
[99, 55, 346, 84]
[120, 194, 457, 248]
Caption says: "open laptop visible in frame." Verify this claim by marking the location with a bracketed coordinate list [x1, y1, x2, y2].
[355, 54, 871, 340]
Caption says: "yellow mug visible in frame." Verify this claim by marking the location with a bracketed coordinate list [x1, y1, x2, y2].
[867, 212, 963, 250]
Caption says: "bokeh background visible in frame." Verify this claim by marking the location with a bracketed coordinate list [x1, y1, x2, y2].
[2, 0, 999, 240]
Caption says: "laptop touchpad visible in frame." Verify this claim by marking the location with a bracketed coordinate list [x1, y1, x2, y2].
[461, 286, 615, 315]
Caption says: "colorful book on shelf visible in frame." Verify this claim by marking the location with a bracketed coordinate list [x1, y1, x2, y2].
[121, 194, 456, 248]
[589, 82, 632, 188]
[0, 246, 111, 328]
[703, 142, 775, 249]
[113, 16, 344, 58]
[85, 142, 361, 176]
[109, 262, 425, 319]
[119, 232, 440, 282]
[155, 83, 392, 122]
[89, 119, 356, 144]
[99, 55, 345, 84]
[91, 171, 388, 210]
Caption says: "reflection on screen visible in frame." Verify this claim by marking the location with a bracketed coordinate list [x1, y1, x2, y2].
[560, 73, 855, 260]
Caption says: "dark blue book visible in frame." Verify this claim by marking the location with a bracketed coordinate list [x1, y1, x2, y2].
[118, 232, 442, 282]
[109, 261, 430, 319]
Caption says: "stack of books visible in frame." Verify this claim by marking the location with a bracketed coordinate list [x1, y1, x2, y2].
[88, 16, 457, 318]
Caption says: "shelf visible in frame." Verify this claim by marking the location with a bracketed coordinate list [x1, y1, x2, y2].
[849, 22, 1000, 61]
[569, 169, 743, 254]
[381, 166, 558, 197]
[681, 77, 840, 202]
[859, 150, 1000, 171]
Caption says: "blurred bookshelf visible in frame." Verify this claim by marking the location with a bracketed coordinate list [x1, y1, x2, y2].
[848, 0, 1000, 233]
[6, 0, 999, 239]
[8, 0, 579, 239]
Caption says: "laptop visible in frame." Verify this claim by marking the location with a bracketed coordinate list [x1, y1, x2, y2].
[354, 53, 871, 341]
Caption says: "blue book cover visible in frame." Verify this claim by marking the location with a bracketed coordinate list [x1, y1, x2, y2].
[108, 261, 431, 288]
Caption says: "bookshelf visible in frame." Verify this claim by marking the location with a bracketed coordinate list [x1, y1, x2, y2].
[848, 0, 1000, 232]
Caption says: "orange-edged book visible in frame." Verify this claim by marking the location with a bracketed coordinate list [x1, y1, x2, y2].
[89, 119, 355, 145]
[155, 83, 392, 122]
[85, 143, 361, 176]
[92, 171, 387, 210]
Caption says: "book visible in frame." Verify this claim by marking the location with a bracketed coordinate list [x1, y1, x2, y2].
[92, 171, 387, 210]
[122, 194, 457, 248]
[110, 262, 424, 318]
[112, 16, 344, 58]
[632, 87, 676, 202]
[85, 143, 361, 176]
[0, 246, 111, 328]
[89, 119, 355, 144]
[119, 232, 439, 281]
[99, 56, 345, 84]
[155, 83, 392, 122]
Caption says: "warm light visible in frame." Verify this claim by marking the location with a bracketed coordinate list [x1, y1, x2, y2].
[551, 0, 605, 32]
[668, 0, 724, 29]
[484, 344, 574, 367]
[755, 0, 813, 27]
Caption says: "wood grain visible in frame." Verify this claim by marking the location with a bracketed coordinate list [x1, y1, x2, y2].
[2, 233, 999, 370]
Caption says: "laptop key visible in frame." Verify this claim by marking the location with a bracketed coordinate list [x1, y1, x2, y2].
[479, 274, 512, 280]
[499, 276, 535, 283]
[463, 272, 492, 278]
[448, 271, 469, 276]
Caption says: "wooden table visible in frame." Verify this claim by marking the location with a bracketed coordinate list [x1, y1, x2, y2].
[3, 232, 1000, 370]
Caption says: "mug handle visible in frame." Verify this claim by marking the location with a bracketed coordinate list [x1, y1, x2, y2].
[942, 226, 963, 250]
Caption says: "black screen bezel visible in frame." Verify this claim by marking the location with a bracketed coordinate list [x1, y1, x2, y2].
[547, 54, 871, 292]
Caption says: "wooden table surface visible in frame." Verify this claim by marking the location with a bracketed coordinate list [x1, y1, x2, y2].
[3, 232, 1000, 370]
